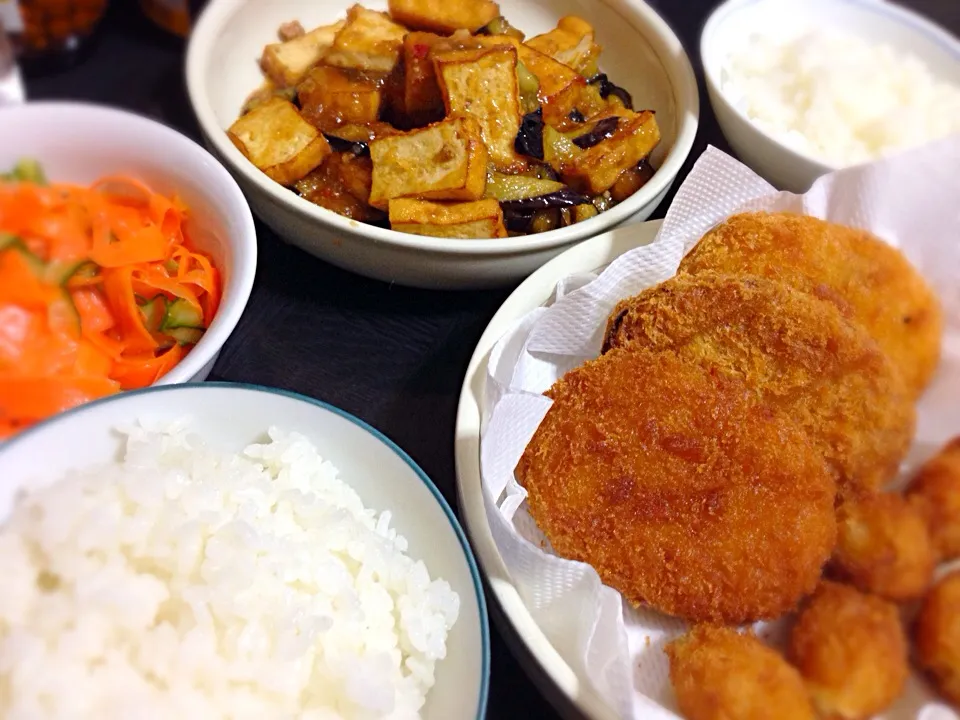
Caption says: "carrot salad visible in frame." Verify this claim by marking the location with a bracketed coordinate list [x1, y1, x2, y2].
[0, 159, 221, 438]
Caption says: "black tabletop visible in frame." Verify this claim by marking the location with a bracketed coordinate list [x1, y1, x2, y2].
[25, 1, 960, 717]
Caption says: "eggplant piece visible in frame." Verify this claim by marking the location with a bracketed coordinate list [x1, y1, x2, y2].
[500, 187, 591, 212]
[610, 159, 656, 202]
[530, 208, 560, 233]
[515, 108, 545, 160]
[568, 109, 586, 123]
[480, 16, 525, 41]
[571, 117, 620, 149]
[323, 134, 370, 157]
[586, 73, 634, 110]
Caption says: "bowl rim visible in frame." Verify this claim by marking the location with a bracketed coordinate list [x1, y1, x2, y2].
[0, 380, 492, 720]
[454, 219, 663, 720]
[699, 0, 960, 172]
[0, 100, 258, 385]
[185, 0, 699, 255]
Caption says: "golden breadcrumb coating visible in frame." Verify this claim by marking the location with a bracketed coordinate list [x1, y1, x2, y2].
[665, 626, 816, 720]
[914, 570, 960, 707]
[679, 211, 942, 397]
[907, 437, 960, 561]
[789, 581, 908, 719]
[603, 272, 915, 495]
[516, 348, 836, 624]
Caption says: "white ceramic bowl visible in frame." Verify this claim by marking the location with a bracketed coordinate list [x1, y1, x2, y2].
[0, 382, 490, 718]
[701, 0, 960, 192]
[186, 0, 699, 290]
[0, 101, 257, 384]
[455, 220, 661, 720]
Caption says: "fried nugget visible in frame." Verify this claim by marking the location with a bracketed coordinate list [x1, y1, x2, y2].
[679, 212, 943, 397]
[914, 570, 960, 706]
[603, 272, 915, 494]
[515, 348, 837, 624]
[830, 493, 935, 602]
[789, 581, 908, 719]
[907, 437, 960, 561]
[665, 626, 816, 720]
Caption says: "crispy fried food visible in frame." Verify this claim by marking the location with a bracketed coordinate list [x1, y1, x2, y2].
[907, 437, 960, 561]
[665, 626, 816, 720]
[829, 493, 935, 602]
[678, 212, 943, 397]
[914, 570, 960, 706]
[603, 272, 915, 495]
[789, 581, 908, 719]
[515, 348, 837, 624]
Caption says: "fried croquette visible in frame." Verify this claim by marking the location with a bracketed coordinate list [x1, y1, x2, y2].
[515, 348, 837, 625]
[829, 493, 935, 602]
[789, 581, 908, 719]
[603, 272, 915, 494]
[914, 571, 960, 707]
[907, 437, 960, 561]
[678, 212, 943, 397]
[665, 626, 816, 720]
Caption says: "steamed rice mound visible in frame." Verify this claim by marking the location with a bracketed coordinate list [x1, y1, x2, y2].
[0, 423, 459, 719]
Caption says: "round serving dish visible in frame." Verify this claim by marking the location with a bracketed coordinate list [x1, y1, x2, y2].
[185, 0, 698, 290]
[0, 101, 257, 385]
[701, 0, 960, 192]
[1, 382, 490, 719]
[454, 219, 661, 719]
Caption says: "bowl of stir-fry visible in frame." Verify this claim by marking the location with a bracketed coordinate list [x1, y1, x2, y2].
[186, 0, 698, 289]
[0, 102, 257, 438]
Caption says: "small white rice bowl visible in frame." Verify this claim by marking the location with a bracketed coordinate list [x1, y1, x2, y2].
[0, 422, 459, 719]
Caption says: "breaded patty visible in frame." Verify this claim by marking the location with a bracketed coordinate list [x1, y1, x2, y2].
[515, 348, 837, 624]
[665, 626, 815, 720]
[830, 493, 935, 602]
[915, 571, 960, 706]
[679, 212, 943, 397]
[603, 272, 915, 494]
[907, 437, 960, 561]
[789, 581, 908, 719]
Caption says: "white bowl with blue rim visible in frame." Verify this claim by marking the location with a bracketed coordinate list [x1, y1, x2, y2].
[701, 0, 960, 192]
[0, 382, 489, 719]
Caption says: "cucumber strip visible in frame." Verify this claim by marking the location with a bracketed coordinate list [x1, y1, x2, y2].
[162, 297, 204, 330]
[44, 259, 90, 286]
[11, 159, 47, 185]
[138, 296, 166, 334]
[0, 232, 21, 252]
[163, 259, 180, 274]
[167, 326, 204, 346]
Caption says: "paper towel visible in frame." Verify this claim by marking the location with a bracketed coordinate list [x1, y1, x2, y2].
[479, 141, 960, 719]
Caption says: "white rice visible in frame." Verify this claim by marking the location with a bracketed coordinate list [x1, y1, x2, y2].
[723, 29, 960, 166]
[0, 422, 460, 719]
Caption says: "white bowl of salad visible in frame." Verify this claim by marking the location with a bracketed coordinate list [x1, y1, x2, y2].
[0, 101, 257, 439]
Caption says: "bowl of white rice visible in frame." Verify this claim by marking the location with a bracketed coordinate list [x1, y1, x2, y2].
[0, 383, 489, 719]
[701, 0, 960, 191]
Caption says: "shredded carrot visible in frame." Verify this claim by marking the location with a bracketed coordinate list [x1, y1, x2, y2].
[0, 163, 222, 438]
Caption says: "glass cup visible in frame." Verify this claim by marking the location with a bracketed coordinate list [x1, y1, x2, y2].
[5, 0, 108, 73]
[0, 24, 25, 105]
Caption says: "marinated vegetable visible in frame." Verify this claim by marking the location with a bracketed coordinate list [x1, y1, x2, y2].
[0, 160, 222, 438]
[231, 2, 661, 238]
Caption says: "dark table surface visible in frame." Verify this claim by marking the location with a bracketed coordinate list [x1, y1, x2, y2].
[25, 1, 960, 717]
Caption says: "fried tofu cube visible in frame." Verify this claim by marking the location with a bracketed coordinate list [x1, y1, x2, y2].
[369, 115, 488, 209]
[517, 45, 586, 128]
[389, 198, 507, 238]
[227, 98, 332, 186]
[434, 45, 525, 172]
[401, 32, 449, 125]
[525, 16, 601, 75]
[260, 20, 345, 87]
[561, 110, 660, 194]
[261, 21, 341, 85]
[388, 0, 500, 34]
[322, 5, 407, 73]
[297, 66, 383, 131]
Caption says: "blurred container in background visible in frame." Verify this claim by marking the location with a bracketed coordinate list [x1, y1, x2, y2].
[0, 0, 108, 74]
[0, 23, 25, 104]
[139, 0, 207, 37]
